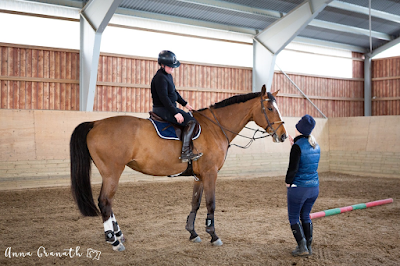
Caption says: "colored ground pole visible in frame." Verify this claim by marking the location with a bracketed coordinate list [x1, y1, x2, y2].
[310, 198, 393, 219]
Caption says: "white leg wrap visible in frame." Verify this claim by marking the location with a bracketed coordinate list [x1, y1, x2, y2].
[111, 213, 125, 243]
[111, 214, 121, 232]
[103, 216, 113, 232]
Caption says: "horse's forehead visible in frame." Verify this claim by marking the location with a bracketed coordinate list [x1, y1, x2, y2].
[272, 101, 283, 118]
[266, 92, 276, 102]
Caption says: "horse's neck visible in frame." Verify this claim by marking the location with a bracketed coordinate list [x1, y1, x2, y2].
[209, 104, 253, 142]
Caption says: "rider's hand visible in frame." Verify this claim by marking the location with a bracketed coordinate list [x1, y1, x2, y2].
[185, 104, 194, 112]
[175, 113, 184, 123]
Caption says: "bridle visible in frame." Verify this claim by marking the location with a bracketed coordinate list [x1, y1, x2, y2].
[260, 92, 285, 141]
[193, 93, 285, 149]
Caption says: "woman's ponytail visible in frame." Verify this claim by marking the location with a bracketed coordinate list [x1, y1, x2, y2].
[308, 135, 317, 148]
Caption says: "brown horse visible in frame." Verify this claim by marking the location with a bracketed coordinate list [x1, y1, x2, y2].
[70, 85, 287, 251]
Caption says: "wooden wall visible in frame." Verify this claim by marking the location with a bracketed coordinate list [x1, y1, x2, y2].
[271, 72, 364, 118]
[0, 43, 251, 113]
[0, 109, 330, 189]
[94, 54, 251, 112]
[329, 116, 400, 178]
[2, 109, 399, 190]
[0, 43, 79, 110]
[3, 42, 400, 117]
[372, 56, 400, 116]
[271, 51, 365, 118]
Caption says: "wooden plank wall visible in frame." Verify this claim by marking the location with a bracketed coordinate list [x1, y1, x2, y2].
[2, 43, 389, 118]
[94, 54, 252, 112]
[271, 73, 364, 118]
[0, 43, 79, 110]
[272, 51, 365, 118]
[372, 56, 400, 116]
[0, 43, 251, 113]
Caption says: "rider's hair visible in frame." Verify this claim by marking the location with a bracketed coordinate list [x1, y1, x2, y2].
[308, 135, 317, 149]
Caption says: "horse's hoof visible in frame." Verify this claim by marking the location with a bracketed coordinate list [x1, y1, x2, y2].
[117, 234, 126, 243]
[211, 239, 223, 246]
[190, 236, 201, 243]
[112, 243, 125, 252]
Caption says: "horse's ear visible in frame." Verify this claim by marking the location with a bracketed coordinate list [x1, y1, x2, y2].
[272, 89, 280, 97]
[261, 85, 267, 95]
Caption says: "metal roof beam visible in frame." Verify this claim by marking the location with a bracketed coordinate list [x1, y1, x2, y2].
[17, 0, 85, 8]
[253, 0, 333, 92]
[80, 0, 123, 111]
[310, 19, 393, 41]
[255, 0, 334, 55]
[329, 0, 400, 24]
[367, 36, 400, 58]
[175, 0, 283, 18]
[294, 36, 367, 53]
[116, 7, 257, 35]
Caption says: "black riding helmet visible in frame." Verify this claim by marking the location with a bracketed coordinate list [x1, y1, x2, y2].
[158, 50, 181, 68]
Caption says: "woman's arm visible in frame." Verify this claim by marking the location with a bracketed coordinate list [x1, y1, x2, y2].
[285, 144, 301, 185]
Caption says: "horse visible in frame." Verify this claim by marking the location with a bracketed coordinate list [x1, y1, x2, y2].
[70, 85, 287, 251]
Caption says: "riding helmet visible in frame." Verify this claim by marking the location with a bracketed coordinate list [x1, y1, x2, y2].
[158, 50, 181, 68]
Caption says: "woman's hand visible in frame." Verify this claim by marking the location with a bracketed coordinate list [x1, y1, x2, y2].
[185, 104, 194, 111]
[174, 113, 184, 123]
[289, 135, 294, 146]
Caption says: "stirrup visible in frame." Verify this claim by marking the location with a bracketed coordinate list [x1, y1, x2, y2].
[180, 152, 203, 162]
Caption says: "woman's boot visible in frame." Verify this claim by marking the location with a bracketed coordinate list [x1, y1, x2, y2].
[290, 223, 309, 256]
[302, 222, 313, 255]
[180, 120, 202, 162]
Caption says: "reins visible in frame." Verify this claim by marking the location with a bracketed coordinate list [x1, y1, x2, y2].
[192, 109, 271, 149]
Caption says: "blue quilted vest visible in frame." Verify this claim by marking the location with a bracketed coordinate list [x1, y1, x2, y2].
[293, 137, 320, 187]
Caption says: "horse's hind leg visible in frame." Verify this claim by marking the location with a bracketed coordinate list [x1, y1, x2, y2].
[111, 213, 126, 243]
[185, 180, 203, 243]
[98, 173, 126, 252]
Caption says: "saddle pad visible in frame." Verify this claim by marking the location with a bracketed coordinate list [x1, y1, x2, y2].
[149, 118, 201, 141]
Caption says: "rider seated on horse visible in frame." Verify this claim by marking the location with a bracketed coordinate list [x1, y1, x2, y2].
[151, 50, 202, 163]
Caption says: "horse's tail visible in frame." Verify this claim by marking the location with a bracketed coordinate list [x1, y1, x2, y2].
[70, 121, 99, 217]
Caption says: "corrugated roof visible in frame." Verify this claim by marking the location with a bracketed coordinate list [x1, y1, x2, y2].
[24, 0, 400, 54]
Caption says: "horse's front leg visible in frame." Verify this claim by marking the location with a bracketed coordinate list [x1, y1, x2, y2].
[203, 172, 223, 246]
[186, 180, 203, 243]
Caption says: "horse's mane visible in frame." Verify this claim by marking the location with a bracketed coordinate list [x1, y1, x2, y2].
[198, 91, 275, 111]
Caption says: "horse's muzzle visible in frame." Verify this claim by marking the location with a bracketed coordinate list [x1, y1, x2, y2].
[272, 133, 287, 143]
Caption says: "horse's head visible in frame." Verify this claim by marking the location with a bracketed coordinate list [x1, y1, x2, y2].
[253, 85, 287, 143]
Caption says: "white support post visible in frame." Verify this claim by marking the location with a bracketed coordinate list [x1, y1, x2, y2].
[79, 0, 123, 111]
[252, 0, 333, 92]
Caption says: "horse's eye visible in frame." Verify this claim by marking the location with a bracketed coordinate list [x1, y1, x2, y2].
[268, 107, 273, 111]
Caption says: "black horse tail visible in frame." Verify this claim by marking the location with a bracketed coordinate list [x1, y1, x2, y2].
[70, 121, 99, 217]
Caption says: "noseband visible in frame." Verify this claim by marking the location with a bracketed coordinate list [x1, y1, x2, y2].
[260, 93, 285, 139]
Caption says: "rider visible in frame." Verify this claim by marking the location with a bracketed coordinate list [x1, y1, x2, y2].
[151, 50, 203, 163]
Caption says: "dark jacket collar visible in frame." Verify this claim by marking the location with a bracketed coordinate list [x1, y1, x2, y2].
[294, 135, 308, 143]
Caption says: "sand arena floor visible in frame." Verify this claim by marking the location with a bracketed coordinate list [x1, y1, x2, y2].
[0, 172, 399, 265]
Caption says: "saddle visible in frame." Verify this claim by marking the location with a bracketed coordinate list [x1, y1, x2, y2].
[148, 111, 201, 180]
[148, 111, 201, 141]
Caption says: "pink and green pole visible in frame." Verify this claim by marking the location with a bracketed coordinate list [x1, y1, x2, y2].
[310, 198, 393, 219]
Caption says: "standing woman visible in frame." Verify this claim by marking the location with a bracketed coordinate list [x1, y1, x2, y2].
[151, 50, 202, 162]
[286, 114, 320, 256]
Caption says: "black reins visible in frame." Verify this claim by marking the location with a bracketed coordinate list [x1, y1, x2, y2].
[193, 94, 284, 149]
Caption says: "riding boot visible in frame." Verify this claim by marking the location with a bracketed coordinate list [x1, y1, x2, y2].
[290, 223, 309, 256]
[180, 120, 203, 162]
[302, 222, 313, 255]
